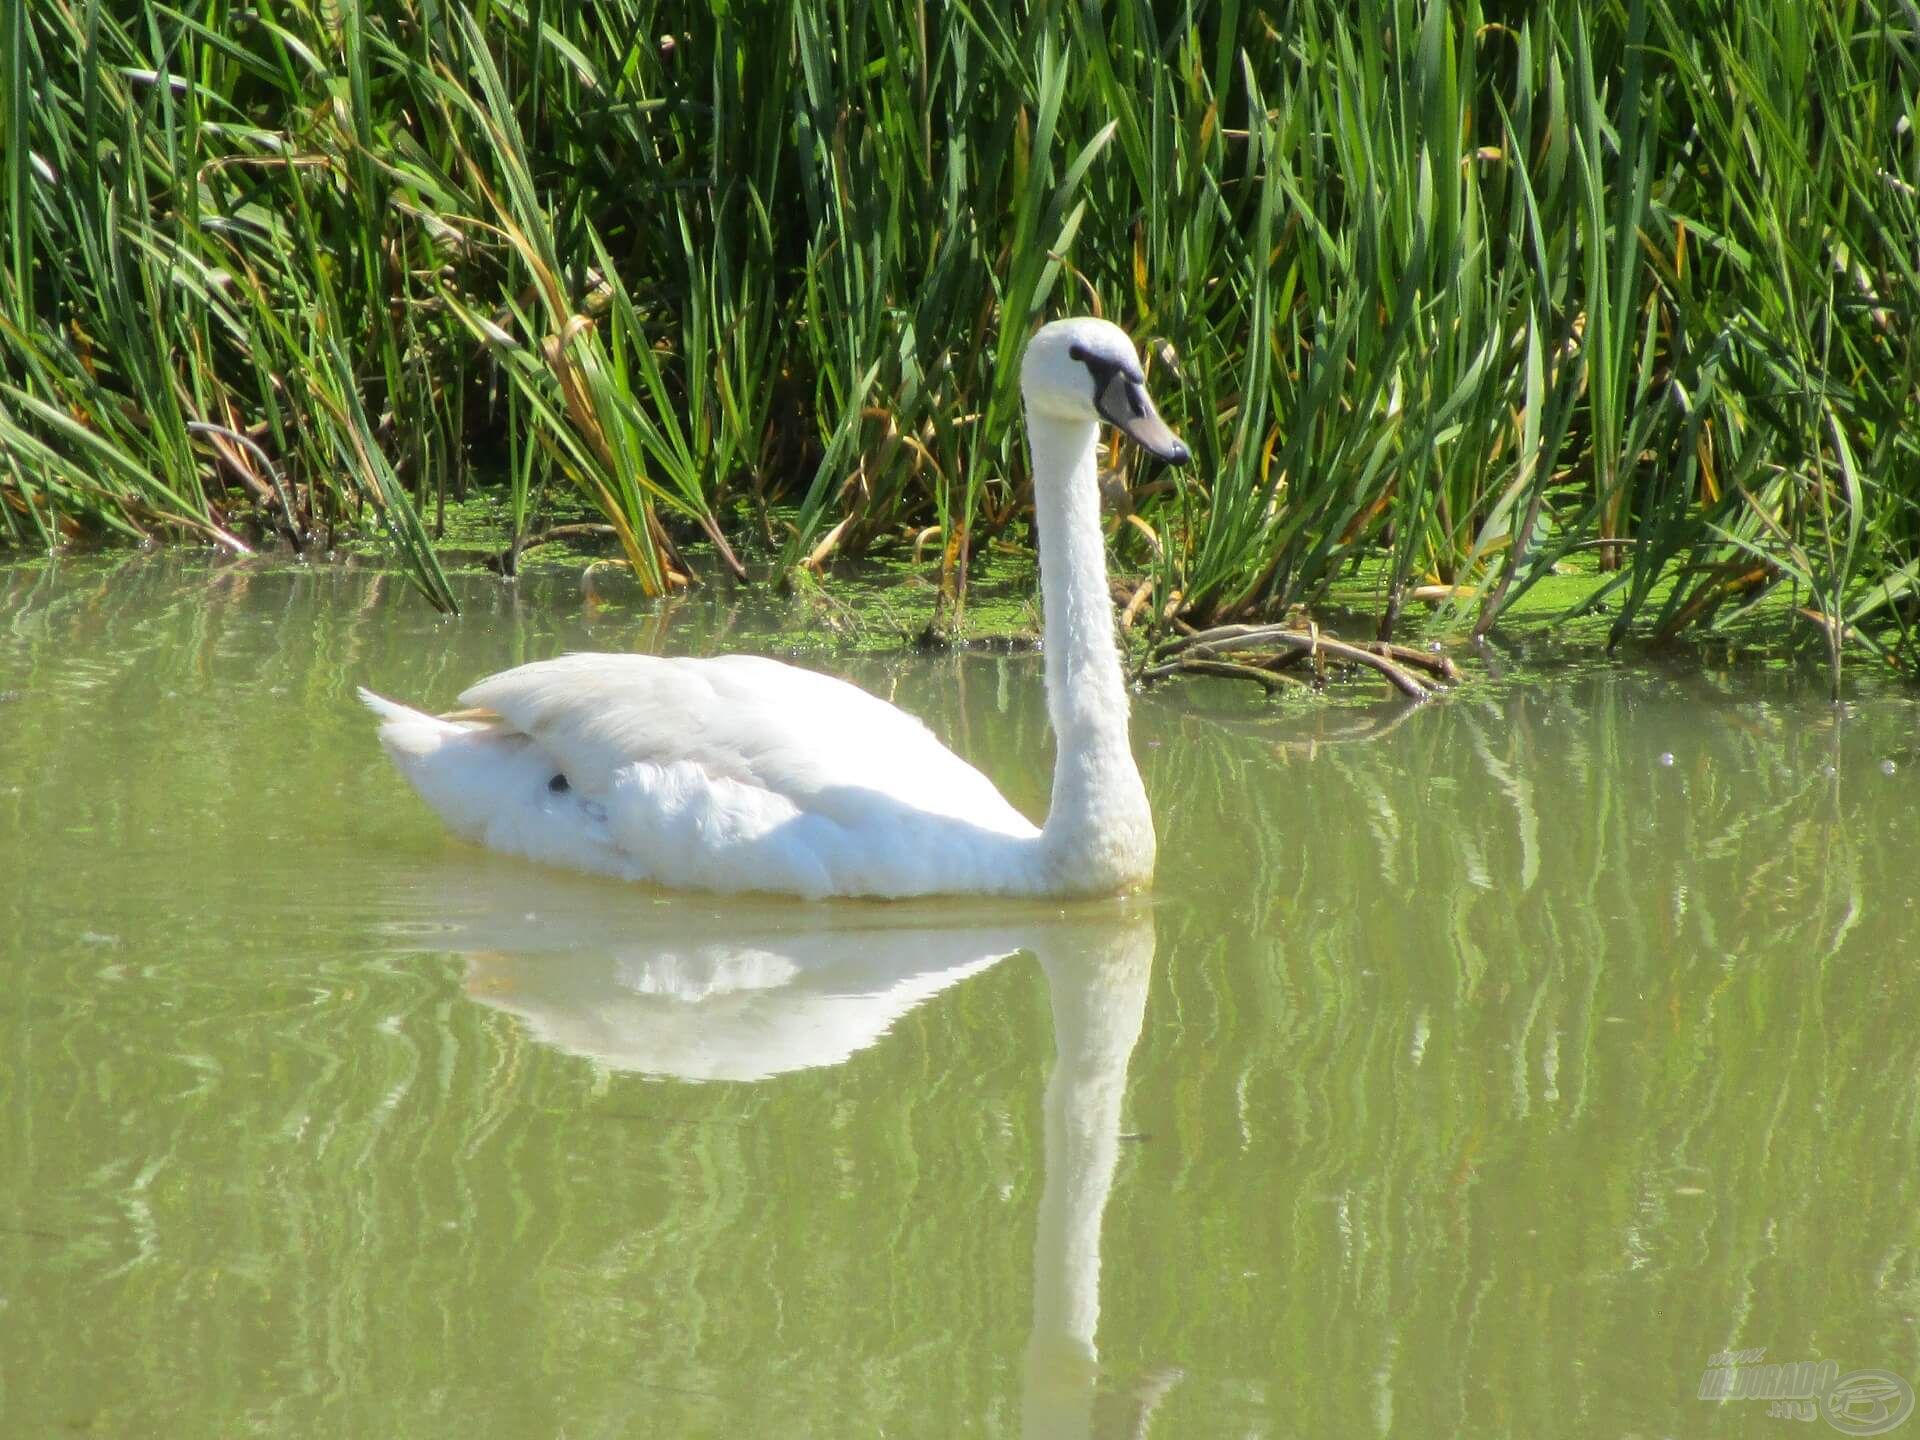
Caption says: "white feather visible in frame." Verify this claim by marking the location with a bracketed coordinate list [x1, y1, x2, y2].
[361, 318, 1171, 898]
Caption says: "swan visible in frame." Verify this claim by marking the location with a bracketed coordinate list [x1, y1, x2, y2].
[360, 317, 1189, 898]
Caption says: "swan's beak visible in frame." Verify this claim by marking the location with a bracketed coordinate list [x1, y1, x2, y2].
[1094, 369, 1191, 466]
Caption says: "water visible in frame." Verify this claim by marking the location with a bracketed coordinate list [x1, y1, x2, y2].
[2, 553, 1918, 1437]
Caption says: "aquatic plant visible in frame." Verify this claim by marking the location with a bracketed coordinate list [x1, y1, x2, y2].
[2, 0, 1915, 684]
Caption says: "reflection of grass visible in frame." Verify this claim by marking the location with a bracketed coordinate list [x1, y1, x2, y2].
[1128, 660, 1920, 1434]
[3, 1, 1917, 684]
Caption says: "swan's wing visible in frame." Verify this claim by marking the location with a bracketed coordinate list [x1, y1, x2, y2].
[456, 652, 1035, 834]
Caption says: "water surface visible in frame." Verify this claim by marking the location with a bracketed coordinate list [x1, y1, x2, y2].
[2, 553, 1918, 1437]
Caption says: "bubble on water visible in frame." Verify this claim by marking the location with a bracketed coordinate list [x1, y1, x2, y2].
[1882, 759, 1898, 777]
[1657, 752, 1675, 767]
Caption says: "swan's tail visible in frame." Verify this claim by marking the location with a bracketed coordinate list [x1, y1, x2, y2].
[357, 686, 464, 763]
[359, 686, 507, 838]
[359, 686, 581, 858]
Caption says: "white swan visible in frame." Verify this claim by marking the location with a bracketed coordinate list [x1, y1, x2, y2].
[360, 317, 1189, 898]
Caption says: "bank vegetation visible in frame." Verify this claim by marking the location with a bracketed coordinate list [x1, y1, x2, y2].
[3, 0, 1916, 682]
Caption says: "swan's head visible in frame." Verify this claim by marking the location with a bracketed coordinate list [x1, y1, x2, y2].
[1021, 318, 1190, 466]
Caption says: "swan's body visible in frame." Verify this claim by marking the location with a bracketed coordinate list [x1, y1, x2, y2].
[362, 654, 1043, 896]
[361, 318, 1188, 898]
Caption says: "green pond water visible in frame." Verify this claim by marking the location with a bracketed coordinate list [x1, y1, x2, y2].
[3, 552, 1919, 1439]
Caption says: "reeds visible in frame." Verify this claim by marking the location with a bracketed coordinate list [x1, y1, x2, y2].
[2, 0, 1916, 682]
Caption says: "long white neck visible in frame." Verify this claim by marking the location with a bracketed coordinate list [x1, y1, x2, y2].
[1026, 413, 1155, 893]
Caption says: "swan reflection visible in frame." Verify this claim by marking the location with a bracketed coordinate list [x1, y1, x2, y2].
[403, 862, 1169, 1436]
[462, 906, 1023, 1083]
[1021, 911, 1161, 1440]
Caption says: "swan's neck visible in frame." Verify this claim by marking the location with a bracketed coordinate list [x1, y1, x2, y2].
[1027, 414, 1154, 892]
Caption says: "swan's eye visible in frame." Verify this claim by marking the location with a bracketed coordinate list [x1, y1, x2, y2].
[1068, 343, 1144, 401]
[548, 773, 570, 794]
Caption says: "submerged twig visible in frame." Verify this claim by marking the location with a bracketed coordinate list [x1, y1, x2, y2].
[1145, 621, 1457, 700]
[489, 523, 619, 575]
[1139, 656, 1312, 691]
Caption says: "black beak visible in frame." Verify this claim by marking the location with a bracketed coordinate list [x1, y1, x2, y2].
[1093, 369, 1190, 466]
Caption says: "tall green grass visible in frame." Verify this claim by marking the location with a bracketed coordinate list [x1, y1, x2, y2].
[2, 0, 1916, 681]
